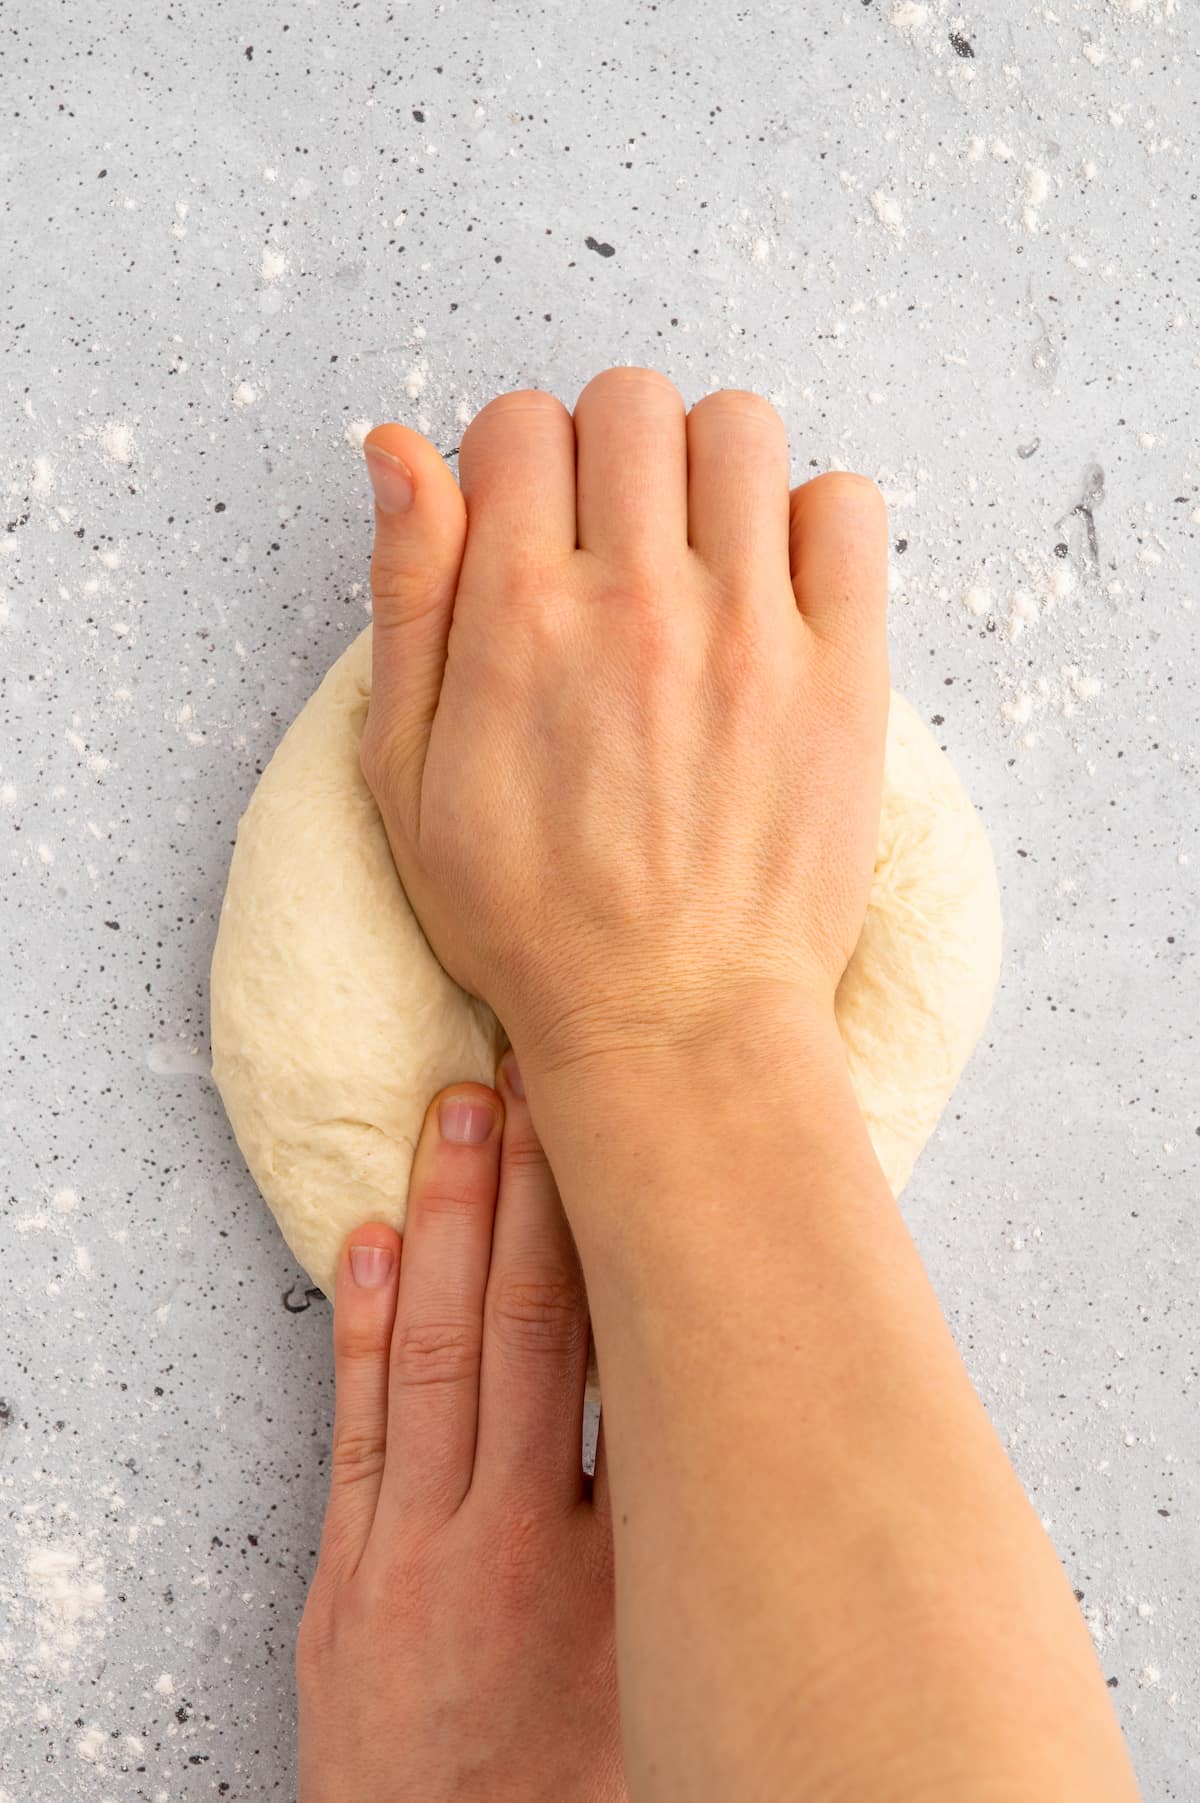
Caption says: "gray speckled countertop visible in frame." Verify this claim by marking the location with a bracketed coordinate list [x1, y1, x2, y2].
[2, 3, 1197, 1798]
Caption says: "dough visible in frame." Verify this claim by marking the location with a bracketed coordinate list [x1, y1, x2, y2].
[210, 628, 1002, 1299]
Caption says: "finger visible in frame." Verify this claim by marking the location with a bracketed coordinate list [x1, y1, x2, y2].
[788, 471, 889, 648]
[473, 1053, 591, 1513]
[590, 1407, 610, 1522]
[686, 389, 792, 584]
[455, 389, 576, 583]
[573, 367, 689, 570]
[360, 423, 468, 838]
[373, 1084, 502, 1527]
[317, 1224, 402, 1583]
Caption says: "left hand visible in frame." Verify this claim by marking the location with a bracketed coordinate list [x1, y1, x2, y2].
[296, 1055, 623, 1803]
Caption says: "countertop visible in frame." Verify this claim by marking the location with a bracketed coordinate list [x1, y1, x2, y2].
[2, 2, 1196, 1796]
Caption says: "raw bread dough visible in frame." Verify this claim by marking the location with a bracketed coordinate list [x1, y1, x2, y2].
[210, 627, 1002, 1298]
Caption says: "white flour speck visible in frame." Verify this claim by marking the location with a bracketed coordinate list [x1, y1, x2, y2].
[1002, 692, 1034, 726]
[869, 191, 906, 238]
[154, 1673, 175, 1696]
[344, 418, 373, 449]
[52, 1187, 79, 1213]
[1042, 562, 1076, 602]
[1022, 165, 1051, 233]
[77, 1725, 107, 1763]
[99, 423, 135, 465]
[26, 1546, 107, 1669]
[1006, 590, 1040, 640]
[32, 455, 55, 494]
[231, 382, 257, 407]
[36, 843, 55, 865]
[260, 247, 288, 282]
[891, 2, 929, 28]
[1138, 1663, 1161, 1687]
[404, 364, 427, 400]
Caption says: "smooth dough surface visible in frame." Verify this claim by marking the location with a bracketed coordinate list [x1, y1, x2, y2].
[210, 627, 1002, 1299]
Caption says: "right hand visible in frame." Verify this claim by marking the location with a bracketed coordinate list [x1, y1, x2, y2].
[359, 368, 889, 1081]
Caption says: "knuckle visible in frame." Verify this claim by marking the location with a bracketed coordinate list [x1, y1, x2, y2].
[368, 548, 445, 613]
[357, 722, 408, 802]
[392, 1316, 481, 1390]
[488, 1268, 588, 1356]
[412, 1179, 488, 1222]
[330, 1422, 387, 1484]
[334, 1309, 393, 1367]
[296, 1591, 336, 1682]
[501, 1130, 549, 1178]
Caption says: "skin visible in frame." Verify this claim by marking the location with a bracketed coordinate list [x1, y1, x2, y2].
[296, 368, 1142, 1801]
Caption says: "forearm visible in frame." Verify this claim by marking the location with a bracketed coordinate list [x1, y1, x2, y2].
[523, 1013, 1140, 1803]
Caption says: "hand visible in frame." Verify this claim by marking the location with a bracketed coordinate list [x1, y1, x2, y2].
[359, 368, 889, 1081]
[296, 1059, 623, 1803]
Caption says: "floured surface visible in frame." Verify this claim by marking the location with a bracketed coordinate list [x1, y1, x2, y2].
[3, 3, 1196, 1796]
[211, 631, 1001, 1298]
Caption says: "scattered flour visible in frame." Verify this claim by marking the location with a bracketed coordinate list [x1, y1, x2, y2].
[1002, 692, 1034, 726]
[259, 247, 288, 282]
[26, 1546, 107, 1672]
[891, 2, 929, 28]
[1042, 562, 1076, 602]
[154, 1672, 175, 1696]
[231, 382, 257, 407]
[1137, 1663, 1161, 1688]
[1006, 590, 1040, 640]
[31, 455, 55, 494]
[52, 1187, 79, 1213]
[869, 190, 906, 238]
[963, 584, 991, 617]
[344, 418, 374, 449]
[403, 364, 427, 400]
[98, 422, 135, 465]
[77, 1725, 107, 1763]
[1022, 165, 1051, 233]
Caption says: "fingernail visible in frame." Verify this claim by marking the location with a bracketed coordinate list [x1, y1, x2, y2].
[439, 1094, 496, 1145]
[501, 1053, 525, 1098]
[349, 1244, 394, 1288]
[364, 444, 415, 514]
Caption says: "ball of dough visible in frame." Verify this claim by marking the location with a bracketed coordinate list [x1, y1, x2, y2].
[210, 627, 1002, 1299]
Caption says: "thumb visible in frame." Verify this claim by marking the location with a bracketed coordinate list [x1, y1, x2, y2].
[361, 423, 468, 834]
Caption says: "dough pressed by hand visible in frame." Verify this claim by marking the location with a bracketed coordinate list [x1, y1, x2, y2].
[210, 627, 1002, 1299]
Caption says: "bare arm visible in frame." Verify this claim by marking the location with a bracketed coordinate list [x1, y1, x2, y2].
[358, 368, 1141, 1801]
[526, 1009, 1139, 1802]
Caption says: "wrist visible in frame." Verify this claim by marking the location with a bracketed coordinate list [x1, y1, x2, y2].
[510, 983, 880, 1235]
[509, 977, 847, 1113]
